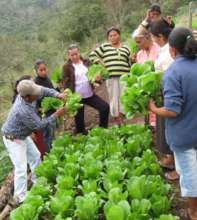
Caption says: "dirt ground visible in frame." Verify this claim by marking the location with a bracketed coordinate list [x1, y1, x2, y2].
[0, 82, 188, 220]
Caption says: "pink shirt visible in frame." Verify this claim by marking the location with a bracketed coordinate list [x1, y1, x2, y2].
[136, 42, 160, 64]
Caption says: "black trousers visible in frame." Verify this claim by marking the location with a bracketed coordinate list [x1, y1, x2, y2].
[156, 115, 172, 155]
[75, 94, 109, 134]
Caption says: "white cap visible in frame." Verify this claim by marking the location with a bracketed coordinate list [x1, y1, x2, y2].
[17, 80, 42, 97]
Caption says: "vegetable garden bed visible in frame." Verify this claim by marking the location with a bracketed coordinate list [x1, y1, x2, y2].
[10, 124, 179, 220]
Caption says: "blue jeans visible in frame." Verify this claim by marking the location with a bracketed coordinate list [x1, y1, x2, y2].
[174, 147, 197, 197]
[43, 121, 56, 152]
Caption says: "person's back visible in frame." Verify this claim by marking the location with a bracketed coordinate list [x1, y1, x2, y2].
[149, 27, 197, 219]
[2, 84, 60, 140]
[2, 95, 35, 139]
[164, 56, 197, 149]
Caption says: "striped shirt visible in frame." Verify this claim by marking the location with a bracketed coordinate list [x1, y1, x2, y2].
[89, 43, 131, 76]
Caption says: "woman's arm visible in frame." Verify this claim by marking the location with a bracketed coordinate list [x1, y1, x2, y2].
[89, 44, 105, 64]
[149, 100, 177, 118]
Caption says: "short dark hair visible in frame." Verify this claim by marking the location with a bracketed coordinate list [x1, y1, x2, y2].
[150, 4, 161, 14]
[13, 75, 32, 103]
[107, 27, 121, 37]
[67, 44, 79, 51]
[169, 27, 197, 59]
[34, 59, 46, 71]
[150, 19, 173, 40]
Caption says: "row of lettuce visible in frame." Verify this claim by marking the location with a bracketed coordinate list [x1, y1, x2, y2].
[10, 124, 179, 220]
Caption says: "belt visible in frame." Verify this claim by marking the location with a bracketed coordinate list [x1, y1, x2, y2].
[4, 134, 16, 141]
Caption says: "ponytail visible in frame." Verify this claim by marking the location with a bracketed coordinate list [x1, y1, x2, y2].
[169, 27, 197, 60]
[184, 37, 197, 59]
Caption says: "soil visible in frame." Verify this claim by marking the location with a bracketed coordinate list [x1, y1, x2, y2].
[0, 82, 188, 220]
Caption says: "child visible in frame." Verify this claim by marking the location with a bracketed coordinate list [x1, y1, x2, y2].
[34, 60, 56, 152]
[149, 27, 197, 220]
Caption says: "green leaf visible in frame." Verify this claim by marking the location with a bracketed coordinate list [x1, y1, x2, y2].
[51, 67, 63, 83]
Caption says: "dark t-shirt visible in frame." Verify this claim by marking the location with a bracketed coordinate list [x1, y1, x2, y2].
[35, 75, 55, 116]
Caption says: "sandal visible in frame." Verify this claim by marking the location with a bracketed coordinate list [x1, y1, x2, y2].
[164, 170, 179, 181]
[159, 155, 175, 170]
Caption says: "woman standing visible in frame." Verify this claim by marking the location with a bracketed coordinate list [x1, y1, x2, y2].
[89, 27, 131, 125]
[133, 27, 160, 127]
[133, 27, 160, 64]
[149, 27, 197, 220]
[150, 19, 179, 180]
[62, 45, 109, 134]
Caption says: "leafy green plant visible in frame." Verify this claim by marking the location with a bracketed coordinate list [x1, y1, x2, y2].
[64, 88, 83, 116]
[41, 97, 63, 114]
[88, 64, 109, 83]
[156, 214, 180, 220]
[129, 38, 139, 54]
[10, 195, 44, 220]
[104, 200, 130, 220]
[51, 67, 63, 84]
[11, 125, 178, 219]
[121, 62, 163, 118]
[41, 89, 83, 117]
[75, 192, 100, 220]
[28, 177, 51, 200]
[50, 192, 74, 217]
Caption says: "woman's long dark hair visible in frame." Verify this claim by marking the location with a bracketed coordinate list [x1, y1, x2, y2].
[169, 27, 197, 60]
[12, 75, 32, 103]
[149, 18, 173, 40]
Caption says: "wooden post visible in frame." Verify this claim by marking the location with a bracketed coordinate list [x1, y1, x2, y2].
[189, 1, 193, 29]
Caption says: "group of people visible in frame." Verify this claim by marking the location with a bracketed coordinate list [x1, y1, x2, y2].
[133, 4, 197, 219]
[1, 3, 197, 219]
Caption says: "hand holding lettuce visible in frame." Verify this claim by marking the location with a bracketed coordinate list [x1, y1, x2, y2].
[121, 61, 163, 118]
[41, 89, 83, 117]
[88, 64, 109, 84]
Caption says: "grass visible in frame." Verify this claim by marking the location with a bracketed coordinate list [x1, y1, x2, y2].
[192, 16, 197, 29]
[0, 83, 13, 184]
[0, 137, 12, 184]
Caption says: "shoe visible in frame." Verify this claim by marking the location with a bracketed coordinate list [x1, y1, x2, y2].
[159, 155, 175, 170]
[164, 170, 179, 181]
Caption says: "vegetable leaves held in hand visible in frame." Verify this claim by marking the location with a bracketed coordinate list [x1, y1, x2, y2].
[88, 64, 109, 83]
[41, 89, 83, 117]
[41, 97, 64, 114]
[129, 39, 139, 54]
[121, 62, 163, 118]
[64, 89, 83, 116]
